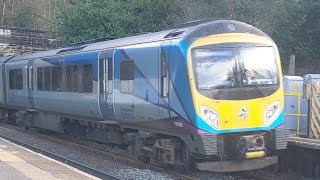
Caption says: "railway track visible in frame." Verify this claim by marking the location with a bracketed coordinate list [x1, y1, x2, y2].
[0, 123, 199, 180]
[0, 123, 286, 180]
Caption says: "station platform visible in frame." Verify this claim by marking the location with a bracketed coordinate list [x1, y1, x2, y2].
[0, 138, 98, 180]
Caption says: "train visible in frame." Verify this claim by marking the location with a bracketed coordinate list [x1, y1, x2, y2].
[0, 20, 289, 172]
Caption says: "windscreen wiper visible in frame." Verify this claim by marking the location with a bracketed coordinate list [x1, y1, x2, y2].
[243, 69, 267, 96]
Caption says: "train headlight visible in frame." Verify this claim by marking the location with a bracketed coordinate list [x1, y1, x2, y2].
[264, 101, 280, 126]
[201, 106, 219, 129]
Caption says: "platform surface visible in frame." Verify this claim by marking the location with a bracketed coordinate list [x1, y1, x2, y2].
[0, 137, 98, 180]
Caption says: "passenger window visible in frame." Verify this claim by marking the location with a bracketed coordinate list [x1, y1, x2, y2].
[52, 66, 62, 91]
[37, 67, 43, 90]
[82, 64, 93, 93]
[44, 67, 50, 91]
[120, 60, 134, 94]
[37, 67, 51, 91]
[9, 69, 23, 90]
[67, 65, 78, 92]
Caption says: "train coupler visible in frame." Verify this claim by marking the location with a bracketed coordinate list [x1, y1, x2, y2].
[238, 134, 266, 159]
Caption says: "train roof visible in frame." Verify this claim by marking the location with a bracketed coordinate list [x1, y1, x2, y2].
[0, 56, 14, 64]
[7, 20, 269, 62]
[83, 20, 268, 52]
[82, 29, 187, 51]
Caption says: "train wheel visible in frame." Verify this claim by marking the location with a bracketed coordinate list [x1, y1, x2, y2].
[132, 135, 151, 164]
[181, 143, 191, 172]
[172, 143, 191, 173]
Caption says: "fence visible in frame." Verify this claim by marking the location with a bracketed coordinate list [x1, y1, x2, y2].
[309, 83, 320, 138]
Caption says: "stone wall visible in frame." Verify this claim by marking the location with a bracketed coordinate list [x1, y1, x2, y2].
[0, 27, 65, 56]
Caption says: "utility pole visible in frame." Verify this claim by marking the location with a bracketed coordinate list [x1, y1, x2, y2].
[288, 55, 296, 76]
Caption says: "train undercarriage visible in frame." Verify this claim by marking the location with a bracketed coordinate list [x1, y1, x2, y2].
[0, 108, 289, 172]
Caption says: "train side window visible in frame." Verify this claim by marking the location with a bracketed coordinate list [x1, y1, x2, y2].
[9, 69, 23, 90]
[67, 65, 78, 92]
[9, 70, 14, 89]
[82, 64, 93, 93]
[37, 67, 43, 91]
[108, 57, 113, 91]
[120, 60, 134, 94]
[44, 67, 50, 91]
[52, 66, 62, 91]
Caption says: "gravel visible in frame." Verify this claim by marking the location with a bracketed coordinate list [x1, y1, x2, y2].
[0, 125, 242, 180]
[0, 124, 307, 180]
[0, 126, 175, 180]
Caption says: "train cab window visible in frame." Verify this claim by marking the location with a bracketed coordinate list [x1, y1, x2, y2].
[9, 69, 23, 90]
[67, 65, 78, 92]
[52, 66, 62, 91]
[120, 60, 134, 94]
[82, 64, 93, 93]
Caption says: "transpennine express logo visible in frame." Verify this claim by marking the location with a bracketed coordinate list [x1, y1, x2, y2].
[238, 108, 248, 120]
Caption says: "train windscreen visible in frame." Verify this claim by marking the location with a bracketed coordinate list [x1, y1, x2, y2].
[192, 46, 279, 100]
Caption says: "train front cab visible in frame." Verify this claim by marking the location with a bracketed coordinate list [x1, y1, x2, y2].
[185, 26, 289, 172]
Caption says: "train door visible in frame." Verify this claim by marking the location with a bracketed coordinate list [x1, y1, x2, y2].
[159, 42, 171, 119]
[98, 50, 116, 120]
[6, 61, 29, 108]
[114, 45, 166, 123]
[26, 59, 35, 108]
[113, 49, 135, 121]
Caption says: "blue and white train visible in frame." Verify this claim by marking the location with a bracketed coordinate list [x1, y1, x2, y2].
[0, 20, 289, 172]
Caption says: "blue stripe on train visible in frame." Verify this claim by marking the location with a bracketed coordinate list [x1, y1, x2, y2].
[195, 110, 285, 134]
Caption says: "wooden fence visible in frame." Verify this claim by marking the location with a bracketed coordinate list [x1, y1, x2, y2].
[309, 82, 320, 138]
